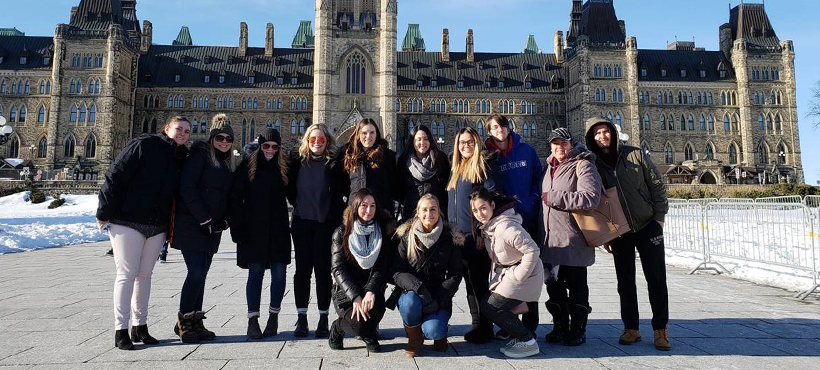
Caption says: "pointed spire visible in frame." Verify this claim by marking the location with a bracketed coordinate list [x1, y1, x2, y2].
[292, 20, 315, 48]
[524, 34, 540, 54]
[172, 26, 193, 46]
[401, 24, 425, 52]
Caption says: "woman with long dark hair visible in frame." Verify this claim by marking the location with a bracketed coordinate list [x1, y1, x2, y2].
[97, 116, 190, 350]
[397, 124, 450, 221]
[287, 123, 346, 338]
[229, 128, 291, 340]
[340, 118, 400, 215]
[327, 188, 395, 352]
[171, 114, 235, 343]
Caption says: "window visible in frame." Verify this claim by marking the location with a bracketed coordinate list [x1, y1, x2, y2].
[345, 51, 366, 94]
[705, 144, 714, 160]
[664, 143, 674, 164]
[524, 80, 532, 89]
[700, 70, 706, 78]
[0, 81, 5, 93]
[757, 143, 768, 164]
[778, 143, 787, 165]
[640, 68, 647, 77]
[37, 106, 45, 123]
[174, 74, 181, 83]
[291, 76, 298, 85]
[660, 69, 667, 77]
[37, 137, 47, 158]
[477, 120, 485, 136]
[299, 120, 306, 134]
[64, 135, 76, 158]
[200, 118, 207, 133]
[522, 123, 529, 138]
[729, 144, 738, 164]
[498, 80, 505, 89]
[274, 120, 281, 131]
[248, 76, 256, 84]
[79, 105, 87, 123]
[699, 115, 706, 131]
[457, 80, 465, 89]
[84, 135, 97, 158]
[19, 56, 27, 65]
[684, 143, 694, 161]
[219, 75, 225, 84]
[758, 114, 765, 131]
[89, 104, 96, 123]
[708, 115, 715, 133]
[687, 115, 694, 131]
[276, 76, 284, 85]
[431, 78, 438, 87]
[17, 105, 25, 122]
[643, 114, 651, 130]
[291, 120, 297, 134]
[192, 119, 199, 132]
[70, 104, 77, 123]
[204, 75, 211, 84]
[775, 115, 782, 134]
[719, 70, 727, 79]
[660, 115, 666, 131]
[724, 115, 731, 132]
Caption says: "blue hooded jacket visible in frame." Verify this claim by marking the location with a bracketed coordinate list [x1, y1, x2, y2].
[485, 131, 543, 230]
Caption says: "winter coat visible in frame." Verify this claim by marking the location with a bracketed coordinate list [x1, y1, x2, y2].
[339, 140, 401, 215]
[329, 210, 395, 311]
[482, 206, 544, 302]
[171, 141, 234, 253]
[447, 150, 505, 238]
[229, 151, 291, 268]
[485, 131, 544, 230]
[398, 149, 451, 221]
[392, 221, 464, 312]
[540, 144, 602, 267]
[286, 152, 347, 224]
[97, 133, 188, 226]
[584, 120, 668, 232]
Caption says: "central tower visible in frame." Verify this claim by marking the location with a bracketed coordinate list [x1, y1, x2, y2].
[313, 0, 398, 146]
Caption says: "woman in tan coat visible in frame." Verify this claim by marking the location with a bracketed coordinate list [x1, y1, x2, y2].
[471, 188, 544, 359]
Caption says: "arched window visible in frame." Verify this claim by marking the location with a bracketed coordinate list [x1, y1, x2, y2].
[266, 120, 273, 128]
[192, 119, 199, 133]
[275, 120, 281, 131]
[664, 143, 674, 164]
[299, 119, 306, 134]
[595, 89, 601, 102]
[708, 115, 715, 133]
[728, 144, 738, 164]
[84, 134, 97, 158]
[687, 115, 694, 131]
[775, 114, 782, 134]
[8, 136, 19, 158]
[757, 143, 768, 164]
[705, 143, 714, 160]
[766, 114, 773, 131]
[241, 120, 248, 147]
[89, 104, 96, 123]
[724, 115, 730, 132]
[64, 135, 76, 158]
[37, 106, 45, 123]
[684, 143, 694, 161]
[151, 118, 158, 133]
[660, 115, 666, 131]
[699, 115, 706, 131]
[643, 114, 651, 131]
[477, 120, 485, 137]
[522, 123, 529, 138]
[79, 104, 87, 123]
[291, 120, 297, 135]
[668, 114, 675, 131]
[680, 115, 686, 131]
[250, 119, 256, 140]
[301, 98, 307, 110]
[732, 114, 739, 131]
[37, 137, 47, 158]
[345, 51, 367, 94]
[200, 117, 207, 133]
[615, 113, 621, 127]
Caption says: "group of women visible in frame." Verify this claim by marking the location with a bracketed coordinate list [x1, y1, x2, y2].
[97, 114, 606, 359]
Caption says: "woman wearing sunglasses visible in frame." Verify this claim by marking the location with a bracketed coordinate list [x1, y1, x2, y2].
[171, 114, 236, 343]
[285, 123, 347, 338]
[229, 127, 291, 339]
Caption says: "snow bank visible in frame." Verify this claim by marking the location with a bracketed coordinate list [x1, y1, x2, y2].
[0, 192, 106, 254]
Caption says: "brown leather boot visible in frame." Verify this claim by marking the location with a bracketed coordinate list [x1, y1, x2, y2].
[618, 329, 642, 345]
[433, 338, 448, 352]
[404, 325, 424, 358]
[654, 328, 671, 351]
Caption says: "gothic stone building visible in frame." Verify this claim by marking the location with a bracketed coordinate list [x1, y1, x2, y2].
[0, 0, 803, 184]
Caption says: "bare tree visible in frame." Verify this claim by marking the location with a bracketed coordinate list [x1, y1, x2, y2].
[808, 81, 820, 129]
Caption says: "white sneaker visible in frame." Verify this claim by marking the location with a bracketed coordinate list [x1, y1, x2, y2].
[500, 339, 540, 358]
[501, 338, 520, 351]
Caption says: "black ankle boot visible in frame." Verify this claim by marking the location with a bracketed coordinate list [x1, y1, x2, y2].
[115, 329, 135, 350]
[544, 301, 569, 344]
[464, 320, 494, 344]
[315, 313, 329, 338]
[247, 317, 263, 340]
[263, 313, 279, 337]
[564, 304, 591, 347]
[293, 314, 308, 337]
[328, 319, 344, 350]
[130, 325, 159, 345]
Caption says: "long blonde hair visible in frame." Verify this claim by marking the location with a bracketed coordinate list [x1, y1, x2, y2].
[247, 146, 289, 185]
[406, 194, 441, 264]
[447, 127, 488, 190]
[298, 123, 337, 163]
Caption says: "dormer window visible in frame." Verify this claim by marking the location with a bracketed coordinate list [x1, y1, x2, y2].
[719, 70, 727, 79]
[524, 80, 532, 89]
[19, 56, 27, 65]
[204, 75, 211, 83]
[660, 69, 667, 77]
[417, 79, 423, 87]
[219, 75, 225, 84]
[699, 70, 706, 78]
[291, 76, 298, 85]
[44, 57, 51, 65]
[485, 80, 491, 88]
[457, 80, 464, 89]
[248, 76, 255, 84]
[498, 80, 505, 89]
[640, 68, 647, 77]
[174, 74, 181, 83]
[277, 77, 284, 85]
[0, 56, 4, 64]
[680, 69, 687, 78]
[431, 78, 437, 87]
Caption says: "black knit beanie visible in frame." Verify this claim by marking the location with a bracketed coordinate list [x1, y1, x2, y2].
[257, 128, 281, 146]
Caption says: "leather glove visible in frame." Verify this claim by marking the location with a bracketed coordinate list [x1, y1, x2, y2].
[417, 287, 439, 314]
[199, 219, 219, 235]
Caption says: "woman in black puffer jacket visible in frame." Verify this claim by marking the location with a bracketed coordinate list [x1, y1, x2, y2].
[171, 114, 235, 344]
[327, 188, 395, 352]
[397, 124, 450, 222]
[339, 118, 400, 216]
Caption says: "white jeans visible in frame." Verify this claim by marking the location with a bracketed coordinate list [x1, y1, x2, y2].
[110, 224, 166, 330]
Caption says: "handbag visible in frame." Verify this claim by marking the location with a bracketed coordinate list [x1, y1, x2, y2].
[570, 162, 631, 247]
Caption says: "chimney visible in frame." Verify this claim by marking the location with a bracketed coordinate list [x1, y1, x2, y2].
[466, 29, 474, 63]
[619, 20, 626, 36]
[554, 31, 564, 64]
[140, 20, 152, 54]
[70, 6, 78, 22]
[238, 22, 248, 57]
[265, 23, 275, 57]
[441, 28, 450, 62]
[719, 23, 732, 60]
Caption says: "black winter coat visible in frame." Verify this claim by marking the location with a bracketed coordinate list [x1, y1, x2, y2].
[397, 149, 451, 221]
[229, 151, 291, 268]
[339, 140, 401, 215]
[330, 221, 394, 311]
[286, 152, 347, 224]
[97, 133, 188, 226]
[171, 141, 233, 253]
[392, 221, 464, 312]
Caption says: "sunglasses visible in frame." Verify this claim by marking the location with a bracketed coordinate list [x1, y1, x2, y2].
[309, 137, 327, 145]
[214, 135, 234, 143]
[261, 143, 280, 150]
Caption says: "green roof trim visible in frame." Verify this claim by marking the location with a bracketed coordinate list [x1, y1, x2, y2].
[524, 34, 540, 54]
[401, 24, 425, 52]
[292, 20, 315, 48]
[172, 26, 193, 46]
[0, 27, 25, 37]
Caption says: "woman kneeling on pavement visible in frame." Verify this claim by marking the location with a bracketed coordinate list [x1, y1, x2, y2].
[229, 128, 291, 340]
[392, 194, 463, 357]
[327, 188, 395, 352]
[470, 188, 544, 358]
[172, 114, 235, 343]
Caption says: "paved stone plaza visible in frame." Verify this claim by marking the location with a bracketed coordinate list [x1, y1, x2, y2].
[0, 236, 818, 370]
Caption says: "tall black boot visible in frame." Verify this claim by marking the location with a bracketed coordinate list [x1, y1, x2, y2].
[564, 304, 591, 347]
[544, 301, 569, 343]
[115, 329, 135, 350]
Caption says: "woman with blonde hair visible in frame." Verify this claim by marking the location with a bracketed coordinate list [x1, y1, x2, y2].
[445, 126, 503, 344]
[172, 113, 235, 343]
[392, 194, 463, 357]
[286, 123, 347, 338]
[229, 127, 291, 340]
[340, 118, 400, 216]
[97, 116, 191, 350]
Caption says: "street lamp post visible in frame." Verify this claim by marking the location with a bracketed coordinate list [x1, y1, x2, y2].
[0, 116, 13, 146]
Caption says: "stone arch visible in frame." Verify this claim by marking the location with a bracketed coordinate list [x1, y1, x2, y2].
[699, 171, 717, 185]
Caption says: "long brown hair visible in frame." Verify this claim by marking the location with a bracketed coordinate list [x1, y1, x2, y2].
[447, 127, 488, 190]
[247, 146, 289, 185]
[340, 188, 388, 259]
[343, 118, 385, 173]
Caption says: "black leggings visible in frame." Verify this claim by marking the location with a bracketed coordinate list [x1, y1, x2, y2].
[461, 235, 492, 326]
[481, 293, 534, 342]
[291, 217, 336, 311]
[545, 265, 589, 307]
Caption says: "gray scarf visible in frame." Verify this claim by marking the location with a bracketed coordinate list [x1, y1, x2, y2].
[407, 153, 436, 182]
[412, 218, 444, 249]
[348, 220, 382, 270]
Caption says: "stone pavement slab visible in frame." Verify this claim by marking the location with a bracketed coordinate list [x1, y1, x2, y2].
[0, 236, 818, 369]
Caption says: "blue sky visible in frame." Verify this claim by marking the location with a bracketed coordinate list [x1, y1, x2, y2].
[2, 0, 818, 184]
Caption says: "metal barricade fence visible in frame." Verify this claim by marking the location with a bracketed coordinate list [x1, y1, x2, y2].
[703, 202, 818, 300]
[664, 203, 717, 273]
[804, 195, 820, 208]
[756, 195, 803, 204]
[687, 198, 719, 206]
[718, 197, 755, 203]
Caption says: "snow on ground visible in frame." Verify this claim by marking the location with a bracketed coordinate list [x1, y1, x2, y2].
[0, 191, 106, 254]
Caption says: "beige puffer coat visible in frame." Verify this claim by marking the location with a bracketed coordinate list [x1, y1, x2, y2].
[482, 206, 545, 302]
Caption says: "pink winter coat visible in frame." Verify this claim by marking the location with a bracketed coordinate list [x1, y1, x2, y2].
[482, 207, 545, 302]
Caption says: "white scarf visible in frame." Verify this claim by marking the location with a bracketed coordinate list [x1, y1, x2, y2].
[348, 220, 383, 270]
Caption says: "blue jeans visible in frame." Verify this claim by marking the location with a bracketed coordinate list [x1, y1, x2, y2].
[397, 291, 451, 340]
[246, 262, 287, 316]
[179, 250, 214, 313]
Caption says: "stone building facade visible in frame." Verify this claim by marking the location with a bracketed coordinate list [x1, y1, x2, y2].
[0, 0, 803, 184]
